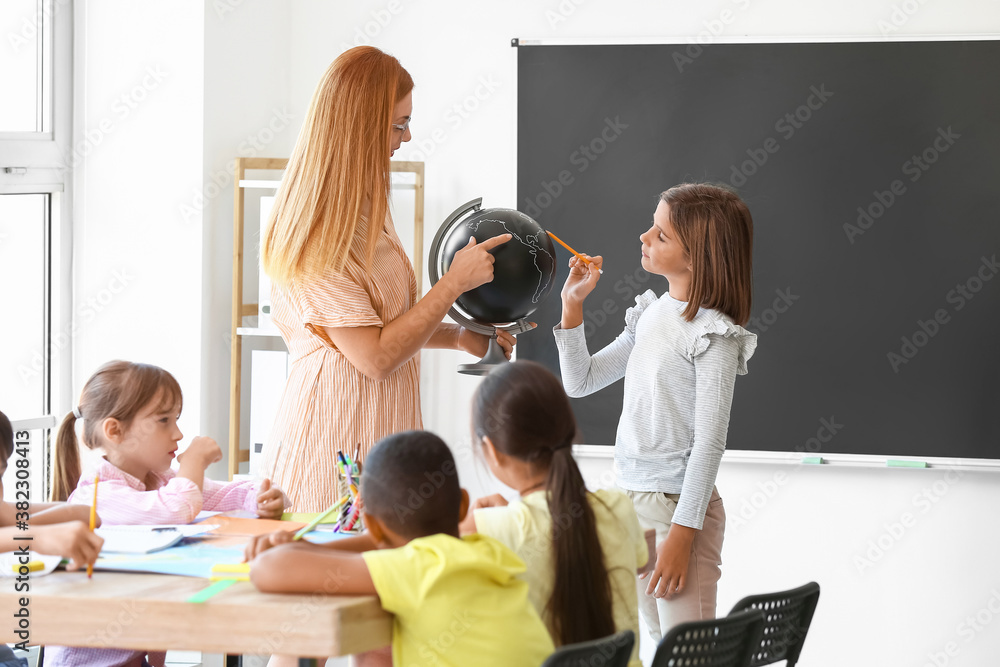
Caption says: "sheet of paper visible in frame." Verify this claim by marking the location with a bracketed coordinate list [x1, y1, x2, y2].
[91, 531, 355, 577]
[96, 524, 220, 554]
[205, 516, 305, 537]
[194, 509, 258, 522]
[94, 542, 249, 578]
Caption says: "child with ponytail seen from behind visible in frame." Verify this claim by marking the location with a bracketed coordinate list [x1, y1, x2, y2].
[460, 360, 648, 667]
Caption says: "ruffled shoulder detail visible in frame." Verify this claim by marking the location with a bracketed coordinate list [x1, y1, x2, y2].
[624, 289, 660, 334]
[689, 317, 758, 375]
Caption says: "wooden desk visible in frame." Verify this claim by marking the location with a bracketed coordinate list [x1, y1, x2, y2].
[0, 569, 392, 658]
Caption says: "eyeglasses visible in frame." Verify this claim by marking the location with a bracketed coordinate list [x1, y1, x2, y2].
[391, 118, 411, 133]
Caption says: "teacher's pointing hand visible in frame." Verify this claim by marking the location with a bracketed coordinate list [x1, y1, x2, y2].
[444, 234, 512, 294]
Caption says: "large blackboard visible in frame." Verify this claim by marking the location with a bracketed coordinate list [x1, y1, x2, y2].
[516, 40, 1000, 461]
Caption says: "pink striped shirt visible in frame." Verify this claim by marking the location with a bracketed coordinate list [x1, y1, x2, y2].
[47, 459, 261, 667]
[66, 457, 261, 525]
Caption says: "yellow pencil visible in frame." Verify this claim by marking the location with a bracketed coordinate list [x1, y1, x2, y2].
[87, 474, 99, 578]
[547, 231, 604, 274]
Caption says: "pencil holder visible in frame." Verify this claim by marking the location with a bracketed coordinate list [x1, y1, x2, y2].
[336, 471, 351, 505]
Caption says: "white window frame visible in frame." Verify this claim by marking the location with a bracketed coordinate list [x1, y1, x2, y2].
[0, 0, 74, 499]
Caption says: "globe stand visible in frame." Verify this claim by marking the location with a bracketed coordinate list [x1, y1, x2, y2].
[457, 318, 536, 376]
[429, 197, 554, 377]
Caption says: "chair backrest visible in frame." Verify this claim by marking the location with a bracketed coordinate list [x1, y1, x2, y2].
[651, 609, 766, 667]
[539, 629, 636, 667]
[728, 581, 821, 667]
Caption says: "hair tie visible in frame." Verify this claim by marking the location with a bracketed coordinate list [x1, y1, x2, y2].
[72, 406, 83, 420]
[552, 438, 573, 451]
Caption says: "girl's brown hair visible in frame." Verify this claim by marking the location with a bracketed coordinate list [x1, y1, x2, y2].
[51, 361, 182, 501]
[261, 46, 414, 285]
[661, 183, 754, 325]
[473, 360, 615, 647]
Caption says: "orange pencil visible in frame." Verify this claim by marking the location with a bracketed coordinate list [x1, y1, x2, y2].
[87, 474, 99, 578]
[546, 231, 604, 274]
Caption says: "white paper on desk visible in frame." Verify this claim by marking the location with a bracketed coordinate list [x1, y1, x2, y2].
[96, 524, 220, 554]
[194, 509, 258, 522]
[0, 552, 62, 578]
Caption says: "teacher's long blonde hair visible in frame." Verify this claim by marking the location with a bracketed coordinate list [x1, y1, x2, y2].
[261, 47, 413, 285]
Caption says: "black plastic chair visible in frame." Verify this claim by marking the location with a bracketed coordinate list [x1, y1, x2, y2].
[540, 629, 635, 667]
[728, 581, 820, 667]
[651, 609, 764, 667]
[652, 609, 766, 667]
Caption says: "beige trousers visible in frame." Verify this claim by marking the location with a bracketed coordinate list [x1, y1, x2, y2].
[622, 487, 726, 642]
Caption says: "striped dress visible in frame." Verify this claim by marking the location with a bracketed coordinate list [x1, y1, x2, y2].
[261, 215, 421, 512]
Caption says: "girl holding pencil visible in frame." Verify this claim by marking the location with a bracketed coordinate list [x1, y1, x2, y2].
[554, 183, 757, 638]
[45, 360, 289, 667]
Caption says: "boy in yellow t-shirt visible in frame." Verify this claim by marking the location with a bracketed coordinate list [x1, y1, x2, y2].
[247, 430, 555, 667]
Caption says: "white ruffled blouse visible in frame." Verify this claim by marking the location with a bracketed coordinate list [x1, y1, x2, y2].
[554, 289, 757, 529]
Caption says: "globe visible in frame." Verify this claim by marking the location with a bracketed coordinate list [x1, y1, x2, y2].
[429, 198, 558, 374]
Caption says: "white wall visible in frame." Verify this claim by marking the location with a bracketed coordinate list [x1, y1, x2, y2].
[74, 0, 204, 443]
[76, 0, 1000, 665]
[201, 0, 295, 477]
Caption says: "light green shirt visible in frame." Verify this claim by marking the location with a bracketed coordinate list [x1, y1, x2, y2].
[475, 488, 648, 667]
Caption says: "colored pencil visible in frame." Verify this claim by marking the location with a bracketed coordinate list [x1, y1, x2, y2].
[547, 231, 603, 274]
[343, 497, 363, 532]
[87, 474, 99, 578]
[293, 495, 350, 540]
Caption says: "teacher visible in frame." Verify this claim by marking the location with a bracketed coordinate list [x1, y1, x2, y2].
[259, 47, 513, 512]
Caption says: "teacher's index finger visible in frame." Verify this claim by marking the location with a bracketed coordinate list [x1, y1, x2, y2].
[479, 233, 512, 251]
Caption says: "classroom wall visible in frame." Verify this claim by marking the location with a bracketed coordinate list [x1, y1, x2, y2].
[201, 1, 295, 478]
[75, 0, 1000, 664]
[73, 0, 205, 445]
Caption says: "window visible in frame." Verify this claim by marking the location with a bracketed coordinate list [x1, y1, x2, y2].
[0, 0, 71, 501]
[0, 0, 53, 135]
[0, 194, 49, 419]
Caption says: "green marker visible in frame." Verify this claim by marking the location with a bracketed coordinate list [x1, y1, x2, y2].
[887, 459, 928, 468]
[801, 456, 823, 465]
[187, 579, 240, 603]
[293, 494, 350, 540]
